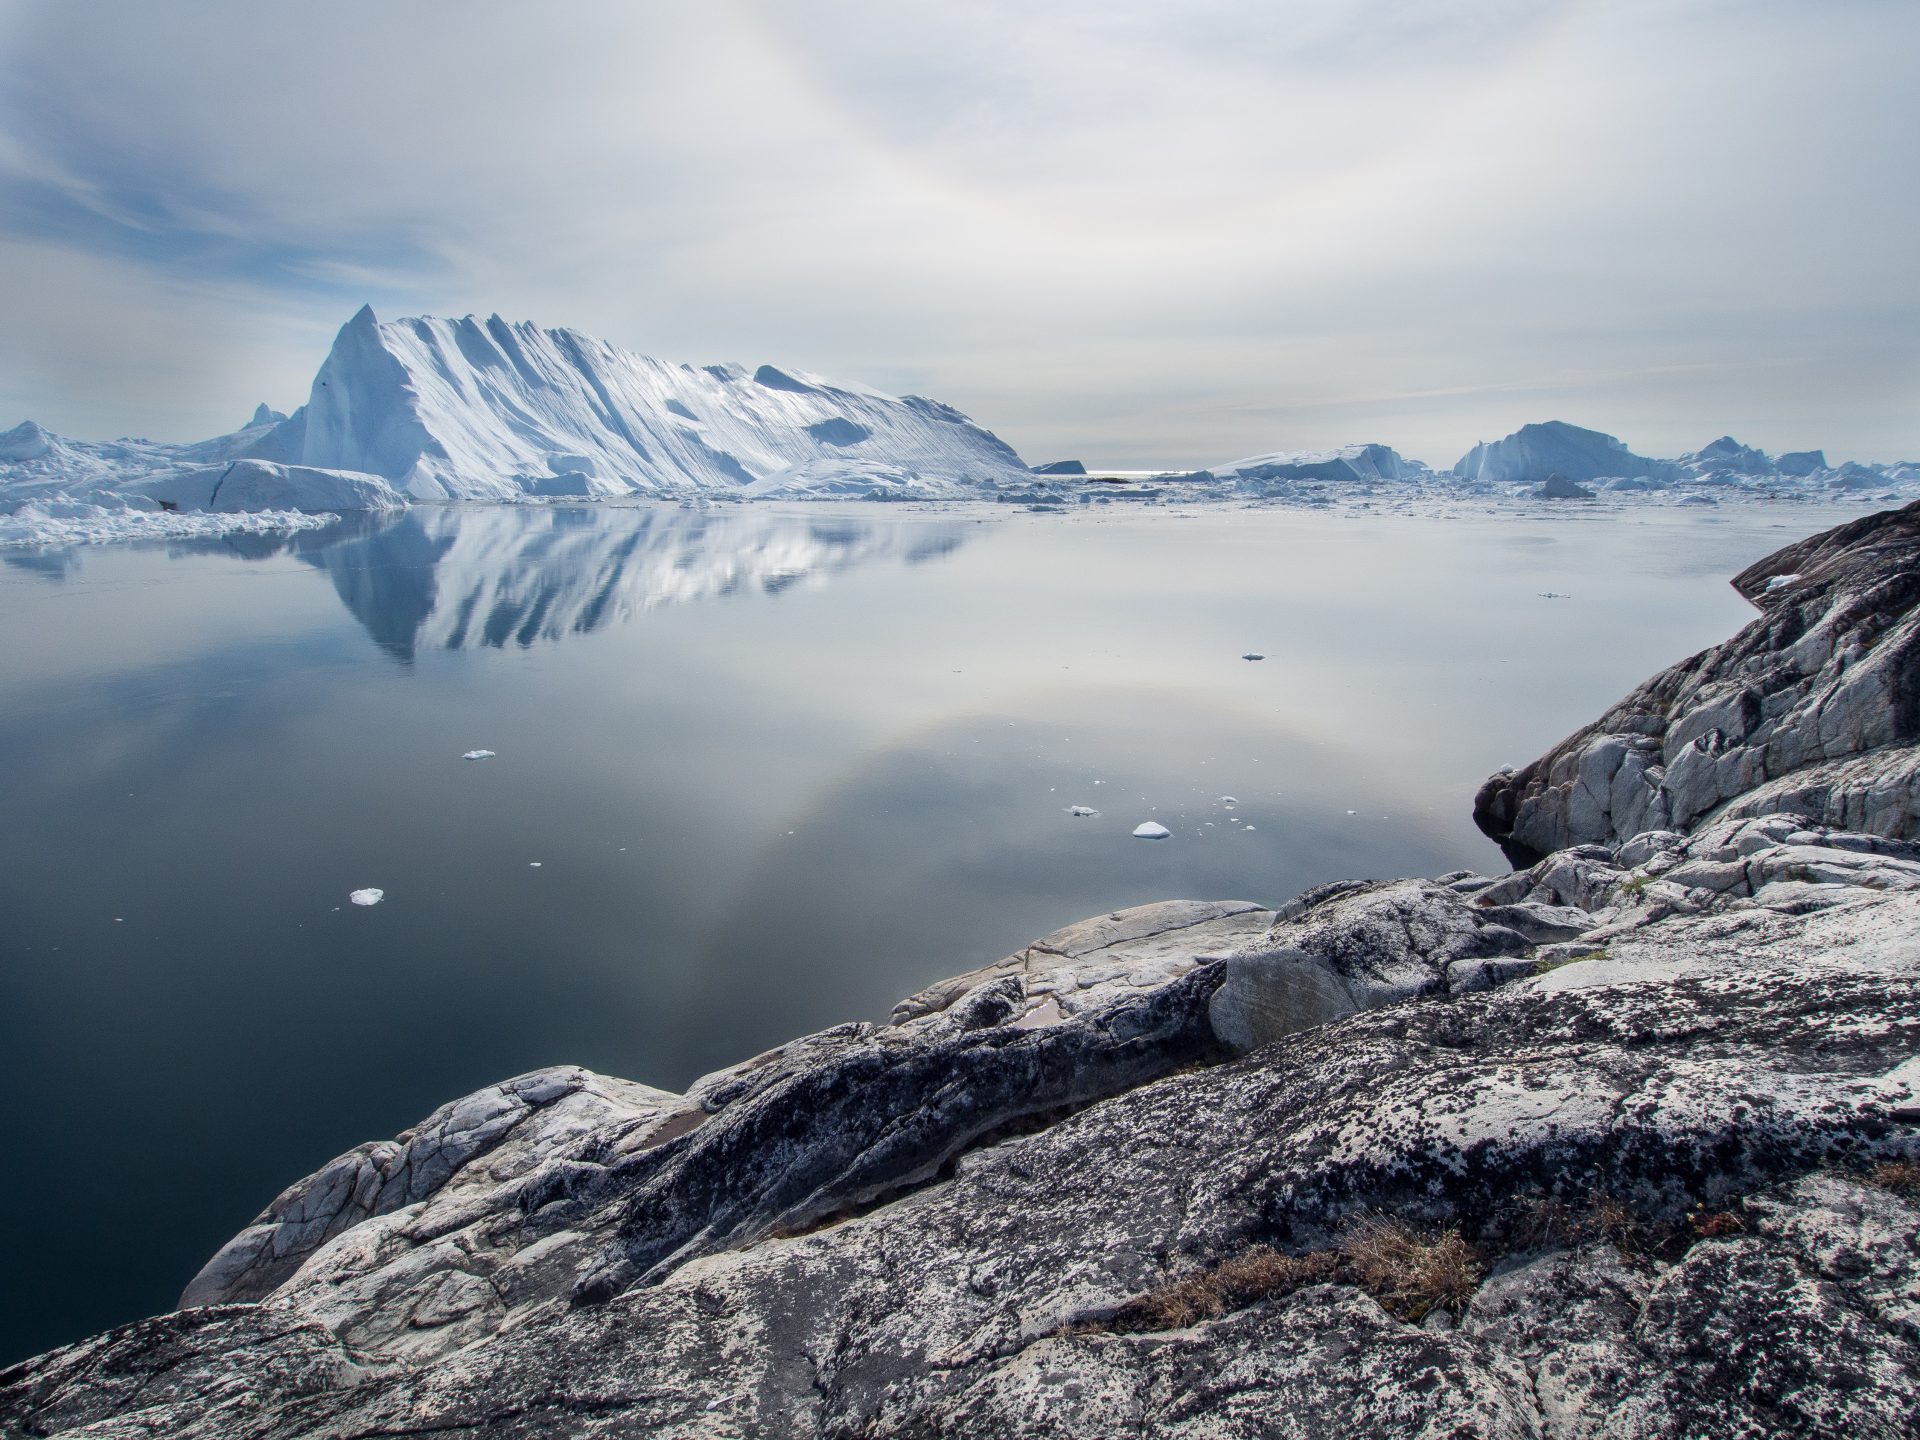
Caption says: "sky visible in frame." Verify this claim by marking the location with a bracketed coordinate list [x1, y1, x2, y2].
[0, 0, 1914, 469]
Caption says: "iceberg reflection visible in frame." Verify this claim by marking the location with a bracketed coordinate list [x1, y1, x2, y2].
[296, 504, 974, 661]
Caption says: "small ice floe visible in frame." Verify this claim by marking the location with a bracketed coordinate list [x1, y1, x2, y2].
[462, 749, 497, 761]
[349, 888, 384, 906]
[1764, 573, 1802, 592]
[1243, 825, 1257, 831]
[1242, 652, 1265, 661]
[1220, 796, 1238, 808]
[1537, 592, 1570, 600]
[529, 861, 543, 867]
[1133, 821, 1172, 840]
[1066, 805, 1100, 818]
[1346, 809, 1357, 816]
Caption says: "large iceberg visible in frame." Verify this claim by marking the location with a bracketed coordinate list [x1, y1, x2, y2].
[0, 310, 1032, 524]
[246, 307, 1031, 501]
[1451, 421, 1671, 485]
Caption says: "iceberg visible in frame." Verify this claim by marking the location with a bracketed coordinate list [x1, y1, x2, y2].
[1, 310, 1031, 523]
[1206, 443, 1418, 488]
[1451, 422, 1670, 485]
[135, 460, 403, 513]
[247, 307, 1032, 501]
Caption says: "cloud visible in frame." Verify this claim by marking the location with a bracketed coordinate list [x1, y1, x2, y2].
[0, 0, 1914, 461]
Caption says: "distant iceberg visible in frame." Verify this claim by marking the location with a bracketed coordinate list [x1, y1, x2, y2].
[1204, 443, 1420, 488]
[1451, 422, 1670, 485]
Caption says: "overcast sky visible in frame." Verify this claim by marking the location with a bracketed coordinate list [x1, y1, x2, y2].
[0, 0, 1913, 467]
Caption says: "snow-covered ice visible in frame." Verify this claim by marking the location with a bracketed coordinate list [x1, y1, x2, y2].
[0, 499, 337, 549]
[462, 750, 497, 761]
[254, 308, 1032, 501]
[1066, 805, 1100, 818]
[1132, 822, 1171, 840]
[349, 889, 384, 906]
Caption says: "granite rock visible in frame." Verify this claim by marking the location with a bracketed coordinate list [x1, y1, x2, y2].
[1476, 499, 1920, 855]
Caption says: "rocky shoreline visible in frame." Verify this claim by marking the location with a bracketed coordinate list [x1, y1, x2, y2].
[7, 505, 1920, 1437]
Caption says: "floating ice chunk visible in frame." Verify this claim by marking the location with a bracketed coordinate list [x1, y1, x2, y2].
[1763, 573, 1802, 592]
[529, 861, 543, 867]
[1242, 652, 1265, 661]
[1133, 822, 1171, 840]
[1066, 805, 1100, 818]
[349, 888, 384, 906]
[1243, 825, 1257, 831]
[462, 749, 496, 761]
[1220, 796, 1238, 808]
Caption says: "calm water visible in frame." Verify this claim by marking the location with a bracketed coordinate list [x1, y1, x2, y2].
[0, 497, 1866, 1361]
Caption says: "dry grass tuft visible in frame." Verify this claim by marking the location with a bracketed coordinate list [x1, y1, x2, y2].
[1687, 1208, 1747, 1239]
[1339, 1216, 1485, 1322]
[1101, 1246, 1338, 1333]
[1868, 1160, 1920, 1197]
[1071, 1219, 1488, 1337]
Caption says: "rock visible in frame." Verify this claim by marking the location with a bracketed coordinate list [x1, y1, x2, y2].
[1476, 499, 1920, 856]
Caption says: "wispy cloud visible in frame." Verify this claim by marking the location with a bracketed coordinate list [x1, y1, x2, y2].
[0, 0, 1914, 461]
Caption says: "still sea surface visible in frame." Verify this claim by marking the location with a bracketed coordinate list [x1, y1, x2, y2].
[0, 497, 1873, 1361]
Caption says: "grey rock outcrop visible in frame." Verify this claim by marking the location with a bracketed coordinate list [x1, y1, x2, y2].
[1475, 498, 1920, 857]
[10, 505, 1920, 1437]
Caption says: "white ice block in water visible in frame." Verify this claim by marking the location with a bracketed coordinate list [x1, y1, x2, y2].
[1066, 805, 1100, 818]
[349, 888, 384, 906]
[462, 749, 497, 760]
[1132, 822, 1171, 840]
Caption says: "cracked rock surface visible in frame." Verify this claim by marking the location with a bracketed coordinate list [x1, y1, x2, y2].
[7, 504, 1920, 1438]
[1474, 499, 1920, 857]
